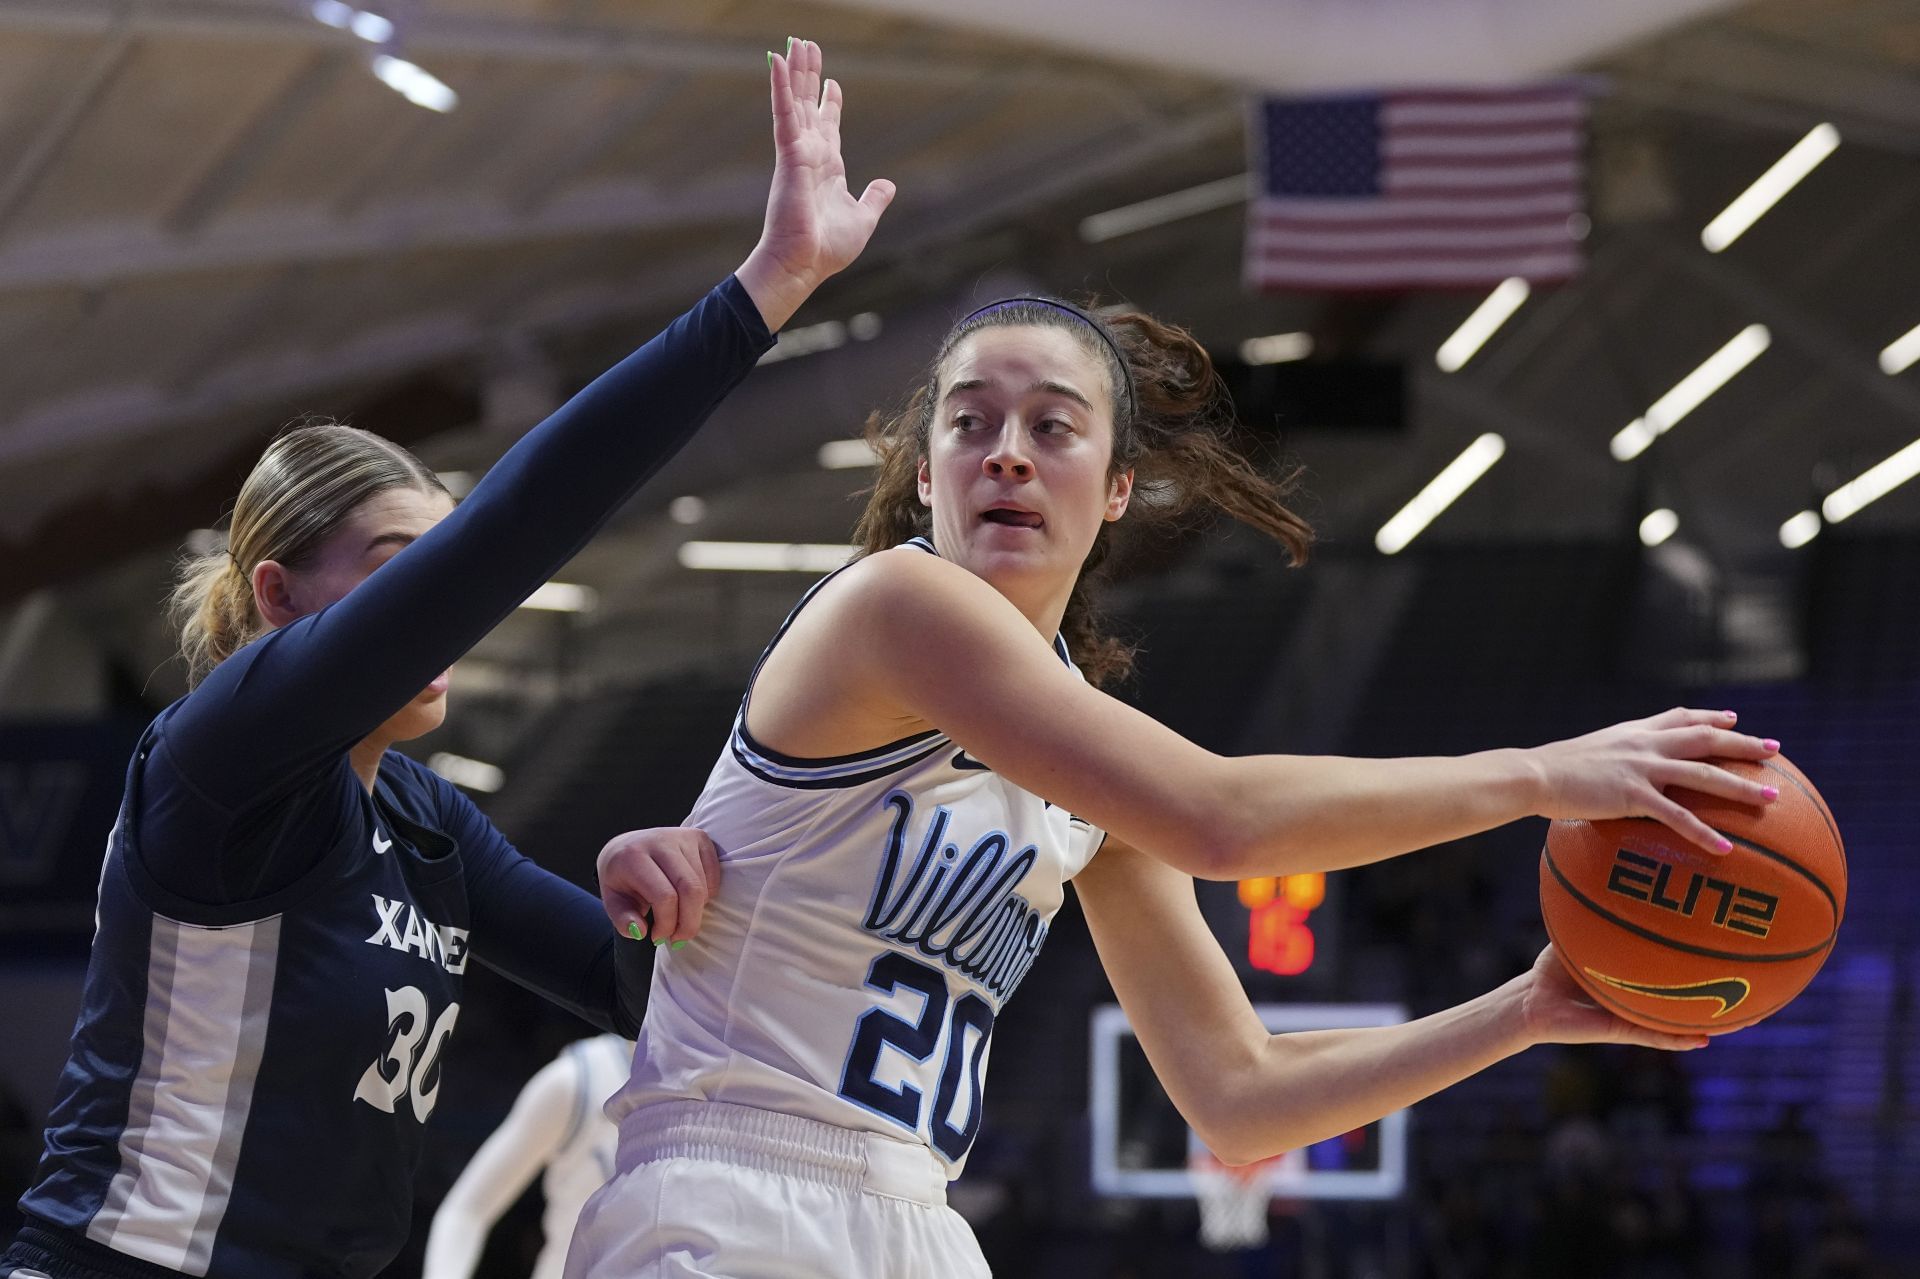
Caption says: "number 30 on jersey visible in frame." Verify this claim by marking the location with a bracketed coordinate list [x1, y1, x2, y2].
[354, 985, 460, 1122]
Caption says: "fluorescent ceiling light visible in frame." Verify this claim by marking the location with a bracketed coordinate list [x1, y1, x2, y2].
[1701, 124, 1840, 253]
[435, 470, 474, 498]
[1779, 510, 1821, 549]
[1375, 433, 1506, 555]
[348, 9, 393, 42]
[1821, 437, 1920, 524]
[1238, 332, 1313, 365]
[678, 542, 856, 573]
[371, 55, 457, 112]
[760, 319, 846, 364]
[310, 0, 354, 28]
[818, 438, 879, 469]
[669, 495, 707, 525]
[1610, 324, 1770, 461]
[428, 752, 504, 793]
[520, 582, 597, 612]
[1880, 323, 1920, 376]
[1079, 174, 1247, 244]
[1638, 508, 1679, 547]
[1435, 277, 1529, 373]
[759, 313, 879, 367]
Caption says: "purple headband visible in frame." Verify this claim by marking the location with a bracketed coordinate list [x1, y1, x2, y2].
[957, 296, 1137, 418]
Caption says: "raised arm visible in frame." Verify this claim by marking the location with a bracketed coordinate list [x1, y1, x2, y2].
[1074, 837, 1701, 1165]
[165, 40, 891, 812]
[782, 547, 1775, 876]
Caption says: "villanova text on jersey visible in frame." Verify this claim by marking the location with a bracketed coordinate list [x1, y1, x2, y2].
[861, 792, 1047, 1003]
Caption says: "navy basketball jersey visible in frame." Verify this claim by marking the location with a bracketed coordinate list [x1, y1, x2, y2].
[18, 729, 482, 1278]
[611, 538, 1105, 1176]
[6, 274, 774, 1279]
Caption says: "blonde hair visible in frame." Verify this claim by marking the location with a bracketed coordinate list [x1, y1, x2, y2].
[169, 421, 447, 685]
[852, 300, 1313, 686]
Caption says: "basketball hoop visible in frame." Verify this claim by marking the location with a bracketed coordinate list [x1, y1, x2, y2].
[1189, 1150, 1291, 1252]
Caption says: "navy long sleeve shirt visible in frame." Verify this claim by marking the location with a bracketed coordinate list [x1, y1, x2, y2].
[8, 277, 773, 1279]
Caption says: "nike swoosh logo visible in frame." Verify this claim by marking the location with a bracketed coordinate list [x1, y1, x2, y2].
[950, 749, 1056, 809]
[1584, 969, 1751, 1018]
[372, 830, 393, 855]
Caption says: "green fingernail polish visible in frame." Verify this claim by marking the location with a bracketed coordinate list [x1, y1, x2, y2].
[786, 36, 795, 54]
[671, 941, 688, 951]
[767, 51, 773, 68]
[627, 921, 643, 940]
[653, 937, 667, 947]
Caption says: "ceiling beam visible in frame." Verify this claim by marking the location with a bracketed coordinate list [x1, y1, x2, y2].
[878, 105, 1242, 265]
[0, 28, 135, 236]
[1418, 372, 1616, 484]
[819, 0, 1740, 91]
[162, 264, 309, 391]
[165, 48, 351, 233]
[0, 315, 480, 470]
[0, 170, 767, 291]
[1610, 25, 1920, 142]
[507, 74, 688, 213]
[863, 81, 1009, 176]
[1610, 76, 1920, 157]
[0, 373, 483, 605]
[1470, 237, 1631, 388]
[1638, 231, 1920, 433]
[0, 254, 731, 473]
[0, 0, 1150, 106]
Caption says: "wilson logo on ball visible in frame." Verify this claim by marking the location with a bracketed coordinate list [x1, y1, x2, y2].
[1605, 849, 1778, 938]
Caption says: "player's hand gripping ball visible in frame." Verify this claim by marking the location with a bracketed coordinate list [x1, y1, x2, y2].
[1539, 753, 1845, 1034]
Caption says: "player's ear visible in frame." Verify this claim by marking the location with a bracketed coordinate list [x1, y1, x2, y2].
[1105, 469, 1133, 522]
[917, 457, 933, 509]
[252, 561, 303, 629]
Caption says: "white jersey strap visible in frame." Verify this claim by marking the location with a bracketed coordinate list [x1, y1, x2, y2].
[728, 537, 1070, 790]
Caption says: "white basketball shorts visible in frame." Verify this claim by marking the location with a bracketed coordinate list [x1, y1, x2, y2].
[563, 1099, 991, 1279]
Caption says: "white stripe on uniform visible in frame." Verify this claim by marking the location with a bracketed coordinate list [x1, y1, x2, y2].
[89, 915, 280, 1276]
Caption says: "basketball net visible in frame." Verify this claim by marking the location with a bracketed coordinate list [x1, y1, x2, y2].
[1189, 1149, 1296, 1252]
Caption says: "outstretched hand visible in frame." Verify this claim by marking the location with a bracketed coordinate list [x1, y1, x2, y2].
[736, 38, 896, 333]
[1517, 945, 1708, 1052]
[1528, 706, 1778, 856]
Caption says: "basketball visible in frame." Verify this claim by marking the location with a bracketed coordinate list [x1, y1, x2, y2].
[1538, 753, 1846, 1034]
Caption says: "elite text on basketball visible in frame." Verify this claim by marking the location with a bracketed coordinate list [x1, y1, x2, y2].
[1606, 849, 1778, 939]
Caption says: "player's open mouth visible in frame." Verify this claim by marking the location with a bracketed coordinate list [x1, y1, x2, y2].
[981, 507, 1043, 529]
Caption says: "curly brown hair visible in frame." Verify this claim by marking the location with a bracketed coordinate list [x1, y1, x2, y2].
[851, 298, 1313, 686]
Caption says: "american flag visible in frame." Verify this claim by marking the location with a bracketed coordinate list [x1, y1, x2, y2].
[1245, 85, 1590, 291]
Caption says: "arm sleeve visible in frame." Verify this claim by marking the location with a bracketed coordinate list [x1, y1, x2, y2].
[449, 780, 651, 1036]
[421, 1051, 582, 1279]
[160, 279, 772, 821]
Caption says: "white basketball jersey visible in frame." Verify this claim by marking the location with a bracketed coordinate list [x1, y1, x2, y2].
[534, 1035, 631, 1279]
[610, 539, 1104, 1177]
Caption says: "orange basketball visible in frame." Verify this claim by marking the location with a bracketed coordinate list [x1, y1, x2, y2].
[1538, 753, 1846, 1035]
